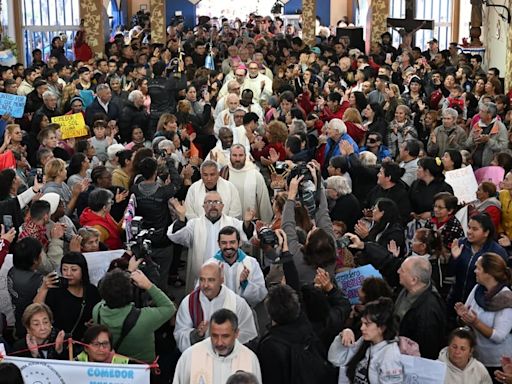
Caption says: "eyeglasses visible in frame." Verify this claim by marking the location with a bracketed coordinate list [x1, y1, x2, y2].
[90, 341, 110, 349]
[204, 200, 223, 206]
[367, 138, 378, 143]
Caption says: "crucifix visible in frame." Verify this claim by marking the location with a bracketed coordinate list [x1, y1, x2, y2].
[387, 0, 435, 50]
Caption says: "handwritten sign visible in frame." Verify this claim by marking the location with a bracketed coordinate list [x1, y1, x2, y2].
[51, 113, 88, 139]
[445, 165, 478, 204]
[0, 92, 26, 118]
[3, 356, 150, 384]
[335, 265, 382, 304]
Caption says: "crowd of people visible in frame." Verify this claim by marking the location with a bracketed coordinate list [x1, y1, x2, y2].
[1, 9, 512, 384]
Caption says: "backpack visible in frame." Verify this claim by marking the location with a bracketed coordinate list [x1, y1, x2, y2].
[262, 333, 337, 384]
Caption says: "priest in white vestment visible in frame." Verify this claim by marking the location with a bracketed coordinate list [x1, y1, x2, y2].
[174, 263, 258, 353]
[205, 226, 267, 307]
[168, 191, 253, 292]
[173, 308, 261, 384]
[225, 144, 273, 223]
[184, 160, 242, 220]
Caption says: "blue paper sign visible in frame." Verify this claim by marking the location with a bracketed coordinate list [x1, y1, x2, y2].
[0, 92, 27, 118]
[335, 265, 383, 304]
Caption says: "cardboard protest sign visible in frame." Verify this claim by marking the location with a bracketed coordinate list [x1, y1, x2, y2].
[445, 165, 478, 204]
[0, 92, 26, 118]
[51, 113, 88, 139]
[0, 250, 124, 325]
[335, 265, 382, 304]
[3, 356, 150, 384]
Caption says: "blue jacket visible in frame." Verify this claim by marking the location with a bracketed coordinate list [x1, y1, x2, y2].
[448, 238, 508, 306]
[360, 145, 392, 162]
[324, 133, 359, 159]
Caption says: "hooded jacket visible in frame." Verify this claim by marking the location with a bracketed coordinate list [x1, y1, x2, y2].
[79, 207, 123, 250]
[437, 347, 492, 384]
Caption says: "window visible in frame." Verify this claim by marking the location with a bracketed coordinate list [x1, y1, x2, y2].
[196, 0, 277, 20]
[22, 0, 80, 64]
[389, 0, 452, 49]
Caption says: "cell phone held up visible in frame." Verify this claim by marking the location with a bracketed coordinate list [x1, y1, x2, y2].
[36, 168, 43, 183]
[49, 272, 69, 289]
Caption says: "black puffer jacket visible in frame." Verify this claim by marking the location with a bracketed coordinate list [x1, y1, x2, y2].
[118, 102, 149, 142]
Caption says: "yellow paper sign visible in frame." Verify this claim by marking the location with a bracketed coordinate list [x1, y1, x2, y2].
[51, 113, 88, 139]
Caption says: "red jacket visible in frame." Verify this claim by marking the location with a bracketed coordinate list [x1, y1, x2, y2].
[319, 102, 349, 122]
[79, 208, 123, 250]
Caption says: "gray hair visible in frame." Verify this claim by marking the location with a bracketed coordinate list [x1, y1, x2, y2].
[328, 118, 347, 135]
[408, 256, 432, 285]
[78, 226, 101, 241]
[107, 143, 125, 161]
[326, 175, 352, 196]
[42, 90, 57, 100]
[128, 90, 143, 103]
[290, 119, 307, 134]
[109, 76, 121, 84]
[230, 144, 246, 154]
[200, 160, 218, 171]
[96, 83, 111, 93]
[359, 151, 377, 166]
[480, 101, 498, 118]
[227, 80, 240, 92]
[158, 139, 175, 151]
[442, 107, 458, 120]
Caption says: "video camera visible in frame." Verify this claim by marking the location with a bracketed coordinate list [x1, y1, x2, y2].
[129, 216, 155, 260]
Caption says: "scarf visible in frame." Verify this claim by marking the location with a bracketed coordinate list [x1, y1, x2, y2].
[19, 219, 48, 249]
[474, 283, 512, 311]
[213, 249, 251, 293]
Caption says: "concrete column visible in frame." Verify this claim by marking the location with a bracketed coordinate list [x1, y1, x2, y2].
[150, 0, 166, 45]
[79, 0, 106, 58]
[302, 0, 317, 46]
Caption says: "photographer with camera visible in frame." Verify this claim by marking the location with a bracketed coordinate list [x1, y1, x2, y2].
[131, 156, 182, 290]
[282, 161, 337, 284]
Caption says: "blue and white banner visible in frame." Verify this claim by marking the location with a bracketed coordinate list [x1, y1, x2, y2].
[2, 355, 150, 383]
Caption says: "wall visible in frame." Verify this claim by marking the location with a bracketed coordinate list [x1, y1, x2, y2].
[129, 0, 149, 18]
[284, 0, 331, 28]
[330, 0, 348, 26]
[481, 0, 508, 74]
[166, 0, 196, 27]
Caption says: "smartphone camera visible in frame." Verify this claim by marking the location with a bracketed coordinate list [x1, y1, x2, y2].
[36, 168, 43, 183]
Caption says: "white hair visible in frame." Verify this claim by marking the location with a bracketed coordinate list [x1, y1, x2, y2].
[328, 118, 347, 135]
[96, 83, 110, 93]
[107, 144, 125, 161]
[158, 139, 175, 151]
[128, 90, 143, 103]
[359, 151, 377, 166]
[326, 176, 352, 196]
[290, 119, 307, 134]
[42, 90, 57, 100]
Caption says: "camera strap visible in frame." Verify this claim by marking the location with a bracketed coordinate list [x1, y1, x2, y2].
[97, 304, 142, 351]
[69, 290, 87, 338]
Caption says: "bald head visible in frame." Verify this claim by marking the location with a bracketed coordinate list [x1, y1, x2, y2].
[199, 262, 223, 299]
[227, 93, 240, 112]
[399, 256, 432, 292]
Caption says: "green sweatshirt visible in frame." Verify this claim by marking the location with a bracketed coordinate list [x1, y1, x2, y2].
[92, 284, 175, 362]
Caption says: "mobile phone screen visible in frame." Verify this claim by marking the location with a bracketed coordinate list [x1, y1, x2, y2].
[3, 215, 13, 232]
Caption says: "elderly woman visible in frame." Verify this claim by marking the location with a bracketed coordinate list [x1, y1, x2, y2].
[427, 108, 467, 157]
[5, 124, 26, 157]
[438, 327, 492, 384]
[34, 252, 101, 340]
[118, 90, 149, 143]
[12, 303, 65, 359]
[79, 188, 123, 250]
[43, 158, 85, 215]
[326, 175, 361, 232]
[78, 226, 108, 252]
[387, 104, 416, 158]
[76, 325, 129, 364]
[37, 126, 70, 161]
[473, 181, 501, 231]
[455, 253, 512, 379]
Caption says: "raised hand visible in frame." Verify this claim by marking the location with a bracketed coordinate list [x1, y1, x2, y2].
[387, 240, 400, 258]
[115, 188, 129, 203]
[170, 198, 186, 220]
[69, 235, 82, 252]
[341, 328, 355, 346]
[451, 239, 464, 259]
